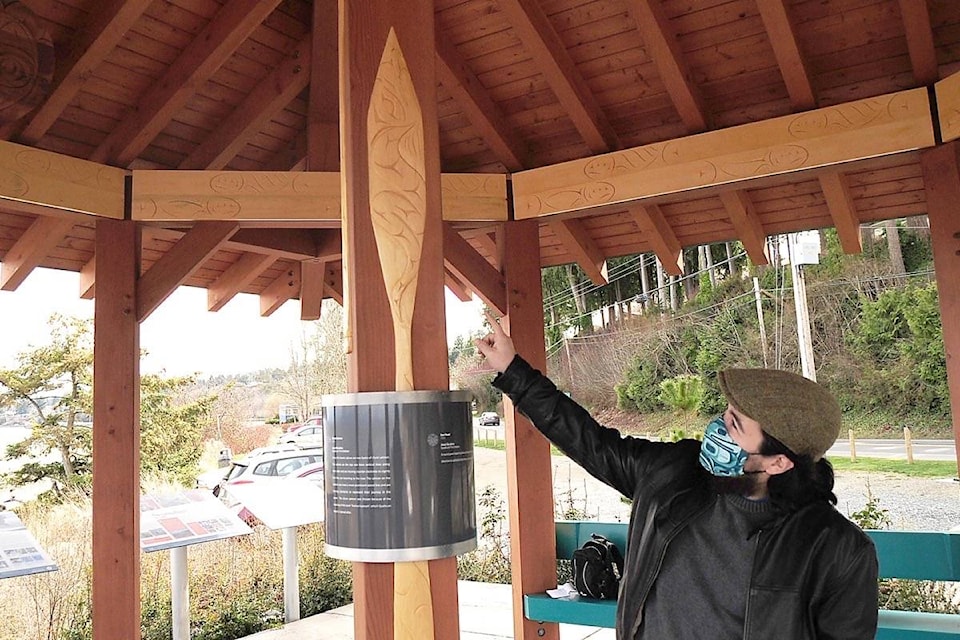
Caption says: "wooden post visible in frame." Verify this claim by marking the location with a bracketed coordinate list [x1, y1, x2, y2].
[848, 429, 857, 462]
[92, 218, 141, 640]
[903, 426, 914, 464]
[919, 144, 960, 475]
[339, 1, 457, 638]
[502, 219, 560, 640]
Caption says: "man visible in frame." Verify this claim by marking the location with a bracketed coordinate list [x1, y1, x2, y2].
[475, 318, 878, 640]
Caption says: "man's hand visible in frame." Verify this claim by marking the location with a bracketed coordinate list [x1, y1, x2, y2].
[474, 313, 516, 373]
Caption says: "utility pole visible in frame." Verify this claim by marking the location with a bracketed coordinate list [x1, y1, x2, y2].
[787, 233, 817, 381]
[753, 277, 768, 368]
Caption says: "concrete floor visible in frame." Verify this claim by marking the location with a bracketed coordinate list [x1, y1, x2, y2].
[242, 580, 615, 640]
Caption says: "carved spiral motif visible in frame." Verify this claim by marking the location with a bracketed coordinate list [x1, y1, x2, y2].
[0, 0, 54, 124]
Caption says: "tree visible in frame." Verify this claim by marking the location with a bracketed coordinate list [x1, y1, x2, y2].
[0, 314, 216, 497]
[0, 315, 92, 491]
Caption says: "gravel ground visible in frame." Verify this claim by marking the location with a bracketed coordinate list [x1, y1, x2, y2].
[473, 447, 960, 531]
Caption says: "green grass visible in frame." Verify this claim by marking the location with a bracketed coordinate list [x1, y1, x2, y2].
[829, 456, 958, 478]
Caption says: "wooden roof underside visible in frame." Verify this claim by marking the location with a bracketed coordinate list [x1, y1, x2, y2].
[2, 0, 960, 318]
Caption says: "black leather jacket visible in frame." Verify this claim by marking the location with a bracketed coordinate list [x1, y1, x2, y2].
[494, 356, 879, 640]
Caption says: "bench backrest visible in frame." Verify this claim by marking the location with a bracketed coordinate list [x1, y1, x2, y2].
[555, 520, 960, 581]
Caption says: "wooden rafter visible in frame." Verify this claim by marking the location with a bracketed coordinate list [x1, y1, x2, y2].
[300, 258, 326, 321]
[898, 0, 939, 85]
[442, 223, 506, 315]
[435, 26, 526, 171]
[466, 230, 500, 270]
[207, 252, 276, 312]
[757, 0, 816, 110]
[627, 203, 683, 276]
[260, 263, 301, 316]
[497, 0, 618, 153]
[625, 0, 709, 133]
[548, 218, 608, 285]
[307, 0, 339, 172]
[80, 255, 96, 299]
[91, 0, 284, 166]
[137, 221, 239, 321]
[0, 216, 74, 290]
[444, 269, 473, 302]
[18, 0, 152, 144]
[718, 190, 770, 266]
[180, 35, 312, 170]
[818, 172, 863, 254]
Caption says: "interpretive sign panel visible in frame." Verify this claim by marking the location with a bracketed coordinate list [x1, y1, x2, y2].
[140, 489, 252, 552]
[0, 511, 58, 579]
[322, 390, 477, 562]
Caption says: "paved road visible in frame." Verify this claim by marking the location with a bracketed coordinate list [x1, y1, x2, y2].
[827, 438, 956, 461]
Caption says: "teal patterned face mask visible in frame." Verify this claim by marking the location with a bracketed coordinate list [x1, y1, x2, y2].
[699, 416, 750, 477]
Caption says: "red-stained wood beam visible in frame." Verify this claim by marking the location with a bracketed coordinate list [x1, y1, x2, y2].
[443, 223, 506, 315]
[179, 35, 312, 170]
[207, 252, 276, 311]
[898, 0, 939, 85]
[322, 261, 343, 305]
[137, 221, 239, 321]
[307, 0, 339, 172]
[548, 218, 608, 285]
[80, 255, 96, 299]
[300, 258, 325, 320]
[466, 230, 500, 270]
[501, 218, 559, 640]
[757, 0, 816, 110]
[497, 0, 618, 153]
[625, 0, 709, 132]
[435, 26, 526, 171]
[92, 218, 140, 640]
[718, 190, 770, 266]
[260, 263, 301, 316]
[226, 229, 325, 260]
[0, 216, 74, 291]
[91, 0, 284, 166]
[445, 269, 473, 302]
[18, 0, 152, 144]
[919, 142, 960, 471]
[627, 203, 683, 276]
[818, 172, 863, 254]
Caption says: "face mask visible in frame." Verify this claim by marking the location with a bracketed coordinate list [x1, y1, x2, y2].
[699, 415, 750, 477]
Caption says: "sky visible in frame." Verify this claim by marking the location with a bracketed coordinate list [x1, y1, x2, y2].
[0, 267, 485, 378]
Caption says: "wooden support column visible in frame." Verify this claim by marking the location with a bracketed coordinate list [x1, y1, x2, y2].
[920, 143, 960, 472]
[92, 218, 141, 640]
[339, 0, 457, 638]
[501, 219, 560, 640]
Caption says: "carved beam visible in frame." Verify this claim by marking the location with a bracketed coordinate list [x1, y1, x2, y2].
[512, 88, 935, 219]
[137, 221, 239, 321]
[548, 219, 608, 285]
[132, 171, 507, 222]
[0, 215, 74, 290]
[718, 190, 770, 266]
[0, 140, 125, 219]
[818, 172, 863, 254]
[627, 204, 683, 276]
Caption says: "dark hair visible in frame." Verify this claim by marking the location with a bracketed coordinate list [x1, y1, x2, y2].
[759, 431, 837, 511]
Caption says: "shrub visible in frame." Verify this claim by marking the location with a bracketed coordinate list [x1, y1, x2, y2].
[658, 374, 705, 414]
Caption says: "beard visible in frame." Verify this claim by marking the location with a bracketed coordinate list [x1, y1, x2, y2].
[709, 472, 764, 496]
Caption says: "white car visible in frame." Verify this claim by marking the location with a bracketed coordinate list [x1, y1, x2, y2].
[213, 447, 324, 502]
[278, 424, 324, 447]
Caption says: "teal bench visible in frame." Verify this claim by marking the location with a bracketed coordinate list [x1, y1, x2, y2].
[524, 521, 960, 638]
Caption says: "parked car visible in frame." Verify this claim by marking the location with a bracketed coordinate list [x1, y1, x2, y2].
[278, 424, 324, 447]
[479, 412, 500, 426]
[213, 447, 324, 500]
[282, 415, 322, 434]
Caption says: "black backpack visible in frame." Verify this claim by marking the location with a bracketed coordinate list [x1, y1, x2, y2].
[572, 533, 624, 599]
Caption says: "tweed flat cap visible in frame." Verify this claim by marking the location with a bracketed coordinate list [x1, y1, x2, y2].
[717, 368, 841, 460]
